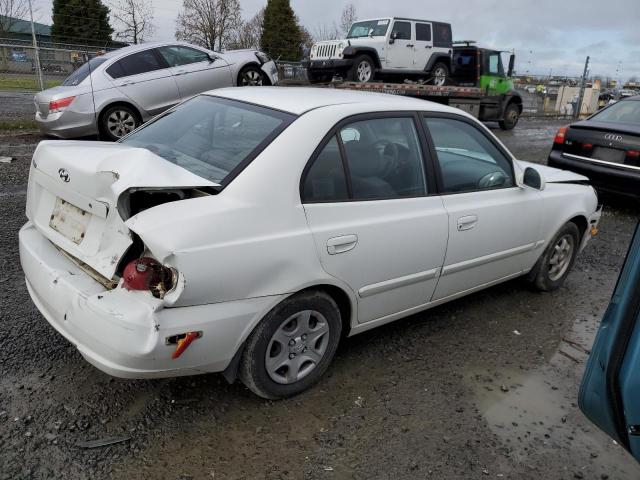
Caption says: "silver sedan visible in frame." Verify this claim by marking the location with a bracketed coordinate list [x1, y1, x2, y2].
[34, 42, 279, 140]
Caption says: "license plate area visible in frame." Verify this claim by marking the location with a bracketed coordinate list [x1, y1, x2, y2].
[49, 197, 91, 244]
[592, 146, 625, 164]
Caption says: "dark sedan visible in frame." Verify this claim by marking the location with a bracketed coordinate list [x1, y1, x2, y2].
[548, 96, 640, 198]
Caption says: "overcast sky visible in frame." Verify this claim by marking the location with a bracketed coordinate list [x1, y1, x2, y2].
[34, 0, 639, 81]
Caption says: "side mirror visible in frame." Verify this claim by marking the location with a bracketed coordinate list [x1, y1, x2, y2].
[207, 53, 217, 62]
[389, 32, 397, 44]
[522, 166, 545, 190]
[508, 54, 515, 77]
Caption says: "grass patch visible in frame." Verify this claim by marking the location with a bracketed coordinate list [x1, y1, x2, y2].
[0, 76, 62, 91]
[0, 119, 38, 131]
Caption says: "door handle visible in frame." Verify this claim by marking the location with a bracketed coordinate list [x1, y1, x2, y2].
[327, 235, 358, 255]
[120, 81, 135, 86]
[406, 44, 414, 48]
[457, 215, 478, 231]
[425, 45, 433, 49]
[175, 70, 187, 75]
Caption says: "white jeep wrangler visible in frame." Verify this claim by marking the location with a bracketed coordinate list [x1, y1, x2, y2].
[307, 17, 453, 85]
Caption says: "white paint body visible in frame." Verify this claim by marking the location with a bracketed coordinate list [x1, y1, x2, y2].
[19, 87, 601, 379]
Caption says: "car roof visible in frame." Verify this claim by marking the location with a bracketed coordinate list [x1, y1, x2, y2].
[207, 86, 460, 115]
[100, 41, 207, 59]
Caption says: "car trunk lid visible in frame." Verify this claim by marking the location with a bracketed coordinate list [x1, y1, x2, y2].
[562, 121, 640, 169]
[27, 141, 218, 281]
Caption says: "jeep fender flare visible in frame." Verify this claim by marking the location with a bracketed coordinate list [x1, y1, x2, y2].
[424, 54, 451, 73]
[344, 47, 382, 69]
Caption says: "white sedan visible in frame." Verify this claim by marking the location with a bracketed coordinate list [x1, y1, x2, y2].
[20, 87, 601, 398]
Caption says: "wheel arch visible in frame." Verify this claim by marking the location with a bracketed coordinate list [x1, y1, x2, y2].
[346, 48, 381, 69]
[424, 54, 451, 73]
[506, 92, 523, 113]
[568, 214, 589, 240]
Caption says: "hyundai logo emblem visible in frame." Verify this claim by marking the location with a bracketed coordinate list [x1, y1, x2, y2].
[58, 168, 70, 182]
[604, 134, 623, 141]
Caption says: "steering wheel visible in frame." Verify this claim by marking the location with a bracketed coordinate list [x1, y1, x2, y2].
[372, 140, 399, 177]
[477, 171, 507, 189]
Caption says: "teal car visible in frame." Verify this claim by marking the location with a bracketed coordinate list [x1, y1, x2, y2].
[580, 220, 640, 462]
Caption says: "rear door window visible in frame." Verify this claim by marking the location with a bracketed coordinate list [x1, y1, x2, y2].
[112, 49, 167, 78]
[433, 23, 452, 48]
[303, 137, 349, 202]
[416, 23, 432, 41]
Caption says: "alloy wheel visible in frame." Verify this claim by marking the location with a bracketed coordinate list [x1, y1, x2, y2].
[433, 67, 447, 86]
[265, 310, 330, 385]
[107, 110, 136, 138]
[357, 61, 372, 82]
[548, 234, 574, 281]
[242, 70, 264, 86]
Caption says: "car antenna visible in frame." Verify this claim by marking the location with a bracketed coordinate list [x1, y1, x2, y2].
[86, 47, 100, 141]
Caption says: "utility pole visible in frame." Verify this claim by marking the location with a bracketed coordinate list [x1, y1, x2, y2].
[28, 0, 44, 91]
[575, 56, 589, 119]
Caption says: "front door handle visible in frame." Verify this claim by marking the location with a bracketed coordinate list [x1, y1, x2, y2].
[406, 44, 414, 48]
[327, 235, 358, 255]
[457, 215, 478, 231]
[425, 45, 433, 49]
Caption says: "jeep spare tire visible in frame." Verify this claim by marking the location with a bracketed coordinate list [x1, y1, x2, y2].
[349, 55, 375, 83]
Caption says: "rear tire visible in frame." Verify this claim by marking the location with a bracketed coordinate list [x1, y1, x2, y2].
[499, 103, 521, 130]
[348, 55, 375, 83]
[431, 62, 449, 86]
[529, 222, 580, 292]
[239, 291, 342, 399]
[99, 104, 140, 141]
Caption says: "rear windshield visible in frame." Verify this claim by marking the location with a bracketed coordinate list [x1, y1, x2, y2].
[591, 99, 640, 125]
[62, 57, 108, 86]
[121, 95, 294, 184]
[347, 19, 390, 38]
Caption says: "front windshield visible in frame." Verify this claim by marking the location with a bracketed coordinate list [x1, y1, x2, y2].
[591, 99, 640, 125]
[62, 57, 107, 86]
[121, 95, 294, 184]
[347, 19, 390, 38]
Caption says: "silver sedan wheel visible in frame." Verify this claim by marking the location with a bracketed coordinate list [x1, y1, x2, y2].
[356, 60, 372, 82]
[241, 69, 264, 86]
[107, 110, 136, 138]
[548, 234, 574, 281]
[265, 310, 330, 385]
[433, 66, 447, 86]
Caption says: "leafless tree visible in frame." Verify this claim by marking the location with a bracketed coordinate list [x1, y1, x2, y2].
[110, 0, 155, 44]
[227, 7, 263, 50]
[340, 3, 357, 36]
[175, 0, 242, 51]
[0, 0, 29, 36]
[313, 22, 341, 42]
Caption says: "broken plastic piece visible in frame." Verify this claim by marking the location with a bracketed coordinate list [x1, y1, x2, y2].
[76, 436, 131, 449]
[171, 331, 200, 359]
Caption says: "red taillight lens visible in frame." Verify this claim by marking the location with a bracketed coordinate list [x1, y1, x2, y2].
[583, 143, 593, 150]
[627, 150, 640, 158]
[554, 126, 569, 145]
[122, 257, 176, 299]
[49, 96, 75, 113]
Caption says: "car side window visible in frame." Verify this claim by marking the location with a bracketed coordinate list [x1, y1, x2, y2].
[106, 60, 126, 79]
[416, 23, 432, 42]
[341, 117, 427, 200]
[433, 23, 452, 48]
[113, 49, 166, 77]
[158, 46, 210, 67]
[391, 21, 412, 40]
[487, 53, 505, 76]
[424, 117, 514, 193]
[303, 136, 349, 202]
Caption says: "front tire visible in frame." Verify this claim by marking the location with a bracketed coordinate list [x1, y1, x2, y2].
[99, 104, 140, 141]
[499, 103, 521, 130]
[238, 65, 266, 86]
[239, 291, 342, 399]
[348, 55, 375, 83]
[529, 222, 580, 291]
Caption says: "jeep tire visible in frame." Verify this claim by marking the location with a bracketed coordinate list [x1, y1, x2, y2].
[348, 55, 375, 83]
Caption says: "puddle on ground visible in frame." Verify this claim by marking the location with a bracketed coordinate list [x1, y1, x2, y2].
[468, 312, 640, 478]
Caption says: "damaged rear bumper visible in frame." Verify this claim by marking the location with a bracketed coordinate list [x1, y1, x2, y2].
[19, 221, 285, 379]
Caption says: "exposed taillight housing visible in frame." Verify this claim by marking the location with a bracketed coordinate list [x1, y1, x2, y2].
[554, 125, 569, 145]
[49, 96, 75, 113]
[122, 257, 177, 299]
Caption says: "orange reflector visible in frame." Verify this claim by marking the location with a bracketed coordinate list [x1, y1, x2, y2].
[590, 226, 599, 237]
[171, 331, 200, 359]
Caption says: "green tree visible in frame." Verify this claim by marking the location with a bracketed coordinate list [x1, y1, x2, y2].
[260, 0, 303, 61]
[52, 0, 114, 46]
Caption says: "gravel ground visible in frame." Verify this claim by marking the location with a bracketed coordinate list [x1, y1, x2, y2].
[1, 118, 639, 480]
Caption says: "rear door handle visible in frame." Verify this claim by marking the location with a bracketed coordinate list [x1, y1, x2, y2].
[119, 81, 135, 86]
[457, 215, 478, 231]
[327, 235, 358, 255]
[425, 45, 433, 49]
[406, 44, 414, 48]
[175, 70, 187, 75]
